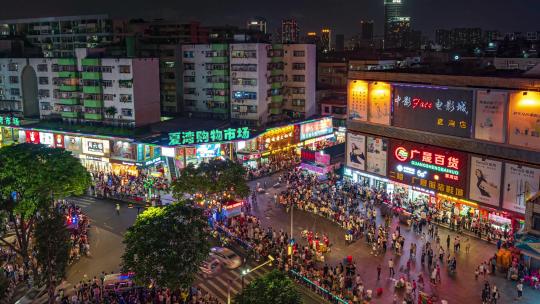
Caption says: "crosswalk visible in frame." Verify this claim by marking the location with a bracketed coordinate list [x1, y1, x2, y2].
[194, 262, 272, 303]
[69, 195, 102, 207]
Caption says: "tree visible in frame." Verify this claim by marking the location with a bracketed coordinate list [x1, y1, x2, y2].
[0, 144, 91, 273]
[234, 270, 301, 304]
[0, 271, 9, 301]
[121, 202, 211, 290]
[34, 209, 71, 304]
[105, 106, 118, 119]
[172, 159, 249, 202]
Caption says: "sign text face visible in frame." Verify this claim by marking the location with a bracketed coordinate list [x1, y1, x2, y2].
[169, 127, 250, 146]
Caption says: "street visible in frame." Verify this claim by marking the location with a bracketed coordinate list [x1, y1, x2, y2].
[65, 173, 537, 304]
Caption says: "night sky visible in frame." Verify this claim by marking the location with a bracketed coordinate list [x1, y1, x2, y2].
[1, 0, 538, 38]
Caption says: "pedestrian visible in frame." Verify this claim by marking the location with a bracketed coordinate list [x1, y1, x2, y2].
[516, 280, 523, 300]
[446, 234, 450, 250]
[377, 264, 382, 280]
[388, 259, 395, 278]
[115, 203, 120, 216]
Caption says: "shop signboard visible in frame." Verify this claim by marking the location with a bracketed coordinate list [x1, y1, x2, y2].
[25, 130, 40, 144]
[301, 149, 316, 163]
[474, 90, 507, 143]
[161, 147, 175, 158]
[508, 91, 540, 150]
[315, 152, 331, 165]
[64, 136, 82, 153]
[82, 138, 110, 156]
[196, 144, 221, 158]
[348, 80, 368, 121]
[366, 136, 388, 176]
[368, 82, 391, 125]
[388, 140, 468, 197]
[111, 140, 137, 160]
[300, 117, 333, 141]
[502, 163, 540, 214]
[393, 85, 474, 137]
[0, 115, 20, 126]
[468, 156, 502, 207]
[168, 127, 250, 146]
[54, 134, 64, 148]
[39, 132, 54, 147]
[346, 132, 366, 171]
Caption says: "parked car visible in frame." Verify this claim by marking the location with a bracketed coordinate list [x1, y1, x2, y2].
[199, 256, 222, 278]
[210, 247, 242, 269]
[103, 273, 136, 292]
[15, 286, 47, 304]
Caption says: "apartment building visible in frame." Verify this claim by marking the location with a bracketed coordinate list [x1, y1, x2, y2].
[181, 44, 230, 120]
[0, 15, 113, 58]
[0, 49, 160, 127]
[282, 44, 316, 119]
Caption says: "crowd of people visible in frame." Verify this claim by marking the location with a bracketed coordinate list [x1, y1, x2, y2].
[245, 152, 300, 180]
[90, 171, 169, 203]
[56, 201, 91, 263]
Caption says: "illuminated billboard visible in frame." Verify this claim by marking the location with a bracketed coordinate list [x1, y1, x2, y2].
[508, 91, 540, 150]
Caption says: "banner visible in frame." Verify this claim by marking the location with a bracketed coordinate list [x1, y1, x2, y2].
[348, 80, 368, 121]
[25, 130, 40, 144]
[502, 163, 540, 214]
[300, 117, 333, 141]
[346, 132, 366, 171]
[508, 91, 540, 150]
[111, 140, 137, 160]
[64, 136, 82, 153]
[39, 132, 54, 147]
[474, 90, 507, 143]
[469, 157, 502, 207]
[82, 138, 110, 156]
[54, 134, 64, 148]
[366, 136, 388, 176]
[368, 82, 391, 125]
[393, 85, 474, 137]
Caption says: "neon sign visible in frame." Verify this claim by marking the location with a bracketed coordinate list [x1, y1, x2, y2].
[169, 127, 250, 146]
[0, 116, 20, 126]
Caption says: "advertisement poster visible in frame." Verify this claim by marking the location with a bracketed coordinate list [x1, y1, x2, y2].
[468, 157, 502, 207]
[474, 90, 507, 143]
[502, 163, 540, 214]
[348, 80, 368, 121]
[346, 132, 366, 171]
[25, 130, 40, 144]
[368, 82, 391, 125]
[64, 136, 82, 153]
[508, 91, 540, 150]
[393, 85, 474, 137]
[54, 134, 64, 148]
[366, 136, 388, 176]
[39, 132, 54, 147]
[300, 117, 333, 141]
[111, 141, 137, 160]
[388, 140, 468, 197]
[82, 138, 110, 156]
[196, 144, 220, 158]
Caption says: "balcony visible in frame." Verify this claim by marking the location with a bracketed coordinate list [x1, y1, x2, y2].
[81, 58, 100, 66]
[211, 57, 228, 64]
[271, 57, 282, 63]
[58, 85, 79, 92]
[57, 58, 76, 65]
[271, 95, 283, 103]
[83, 99, 103, 108]
[213, 95, 228, 102]
[84, 113, 103, 120]
[83, 86, 103, 94]
[82, 72, 101, 80]
[270, 108, 282, 115]
[271, 83, 282, 89]
[212, 83, 229, 90]
[61, 111, 79, 119]
[212, 69, 227, 76]
[271, 69, 283, 76]
[212, 107, 229, 114]
[58, 98, 79, 105]
[58, 71, 78, 78]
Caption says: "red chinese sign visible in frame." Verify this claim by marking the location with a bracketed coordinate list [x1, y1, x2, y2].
[54, 134, 64, 148]
[388, 140, 468, 197]
[25, 130, 40, 144]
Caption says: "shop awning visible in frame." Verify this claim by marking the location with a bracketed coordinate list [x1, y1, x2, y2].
[515, 234, 540, 258]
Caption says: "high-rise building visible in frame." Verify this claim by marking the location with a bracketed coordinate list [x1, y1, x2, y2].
[321, 28, 332, 52]
[246, 17, 267, 34]
[360, 20, 374, 41]
[435, 29, 452, 49]
[304, 32, 319, 45]
[0, 15, 114, 58]
[384, 0, 403, 44]
[451, 28, 482, 47]
[385, 17, 410, 49]
[281, 19, 300, 44]
[335, 34, 345, 52]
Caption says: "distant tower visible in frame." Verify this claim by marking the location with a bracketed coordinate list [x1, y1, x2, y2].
[246, 17, 267, 34]
[321, 28, 331, 52]
[281, 19, 300, 43]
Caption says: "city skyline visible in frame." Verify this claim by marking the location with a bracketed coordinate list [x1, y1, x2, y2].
[0, 0, 539, 38]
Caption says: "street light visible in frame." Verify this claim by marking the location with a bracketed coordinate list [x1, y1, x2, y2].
[238, 255, 274, 304]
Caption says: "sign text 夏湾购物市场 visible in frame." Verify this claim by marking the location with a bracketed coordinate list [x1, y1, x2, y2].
[0, 116, 21, 126]
[168, 127, 250, 146]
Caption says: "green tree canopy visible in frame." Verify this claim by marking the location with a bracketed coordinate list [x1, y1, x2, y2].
[172, 159, 249, 201]
[34, 209, 71, 304]
[0, 143, 91, 271]
[234, 270, 302, 304]
[121, 202, 211, 290]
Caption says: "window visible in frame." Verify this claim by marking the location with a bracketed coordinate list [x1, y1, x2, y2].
[232, 78, 257, 86]
[51, 64, 59, 72]
[101, 80, 113, 87]
[119, 65, 131, 73]
[231, 50, 256, 58]
[233, 91, 257, 100]
[101, 66, 113, 73]
[9, 76, 19, 84]
[118, 79, 133, 88]
[120, 94, 132, 103]
[8, 63, 18, 71]
[533, 213, 540, 231]
[39, 77, 49, 85]
[231, 64, 257, 72]
[121, 108, 133, 117]
[267, 88, 282, 97]
[104, 94, 114, 101]
[37, 64, 48, 72]
[324, 106, 330, 114]
[183, 51, 194, 58]
[164, 61, 175, 68]
[184, 63, 195, 70]
[10, 88, 20, 96]
[293, 50, 305, 57]
[206, 63, 228, 70]
[292, 63, 306, 70]
[290, 87, 305, 94]
[292, 75, 305, 82]
[40, 102, 52, 111]
[291, 99, 305, 106]
[184, 88, 196, 95]
[83, 65, 100, 72]
[38, 89, 50, 98]
[184, 76, 195, 83]
[0, 77, 2, 84]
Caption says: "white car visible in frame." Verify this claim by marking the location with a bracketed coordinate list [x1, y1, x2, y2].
[210, 247, 242, 269]
[15, 286, 47, 304]
[199, 256, 222, 278]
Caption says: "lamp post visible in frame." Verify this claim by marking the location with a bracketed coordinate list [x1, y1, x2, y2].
[238, 255, 275, 304]
[290, 202, 294, 267]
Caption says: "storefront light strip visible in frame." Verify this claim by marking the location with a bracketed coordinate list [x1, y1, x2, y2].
[345, 166, 390, 183]
[410, 160, 459, 175]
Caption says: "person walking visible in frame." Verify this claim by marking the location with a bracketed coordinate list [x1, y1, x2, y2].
[516, 280, 523, 300]
[377, 264, 382, 280]
[115, 203, 120, 216]
[388, 259, 395, 278]
[446, 234, 451, 251]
